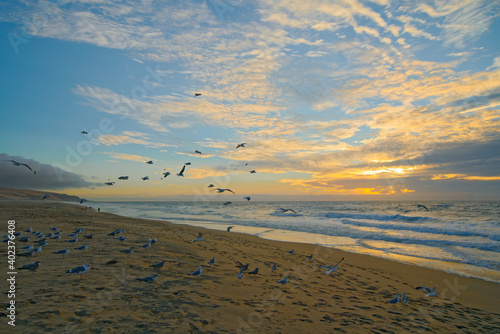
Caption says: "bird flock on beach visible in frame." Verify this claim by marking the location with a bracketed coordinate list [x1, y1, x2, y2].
[6, 217, 441, 307]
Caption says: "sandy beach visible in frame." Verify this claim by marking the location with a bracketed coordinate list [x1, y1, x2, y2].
[1, 199, 499, 333]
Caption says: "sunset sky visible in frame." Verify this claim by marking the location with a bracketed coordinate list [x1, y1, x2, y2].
[1, 0, 499, 201]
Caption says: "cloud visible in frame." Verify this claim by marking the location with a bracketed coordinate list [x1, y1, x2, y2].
[105, 152, 152, 163]
[0, 153, 100, 190]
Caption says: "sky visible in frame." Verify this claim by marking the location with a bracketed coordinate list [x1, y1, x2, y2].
[0, 0, 499, 201]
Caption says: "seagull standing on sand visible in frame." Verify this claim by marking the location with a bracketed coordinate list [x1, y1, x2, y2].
[66, 264, 91, 279]
[151, 260, 166, 269]
[137, 274, 159, 283]
[190, 266, 202, 276]
[193, 233, 205, 242]
[238, 268, 244, 279]
[271, 263, 277, 272]
[19, 260, 41, 272]
[416, 285, 438, 297]
[401, 292, 408, 303]
[248, 268, 259, 275]
[120, 247, 134, 255]
[208, 257, 215, 265]
[75, 243, 88, 251]
[140, 241, 152, 249]
[53, 248, 69, 258]
[386, 293, 400, 304]
[278, 276, 288, 285]
[4, 160, 36, 174]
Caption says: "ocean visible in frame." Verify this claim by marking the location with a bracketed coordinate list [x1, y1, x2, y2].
[91, 200, 500, 283]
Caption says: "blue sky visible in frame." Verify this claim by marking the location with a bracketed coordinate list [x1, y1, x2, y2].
[0, 0, 499, 201]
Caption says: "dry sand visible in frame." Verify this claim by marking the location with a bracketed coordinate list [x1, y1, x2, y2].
[1, 200, 499, 333]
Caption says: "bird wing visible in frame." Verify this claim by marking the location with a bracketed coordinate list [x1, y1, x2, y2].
[416, 286, 431, 293]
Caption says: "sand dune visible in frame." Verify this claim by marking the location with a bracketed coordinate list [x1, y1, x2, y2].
[1, 200, 499, 333]
[0, 187, 81, 202]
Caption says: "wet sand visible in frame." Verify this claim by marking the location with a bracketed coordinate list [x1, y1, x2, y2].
[1, 200, 499, 333]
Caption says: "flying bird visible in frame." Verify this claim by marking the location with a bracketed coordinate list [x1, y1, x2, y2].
[81, 131, 88, 134]
[146, 160, 153, 164]
[416, 285, 438, 297]
[184, 162, 191, 165]
[194, 93, 201, 97]
[216, 188, 235, 194]
[141, 176, 149, 181]
[208, 184, 214, 188]
[417, 204, 429, 211]
[118, 176, 129, 180]
[321, 257, 344, 275]
[177, 165, 186, 177]
[4, 160, 36, 174]
[42, 194, 50, 200]
[104, 181, 115, 186]
[280, 208, 297, 214]
[244, 197, 251, 201]
[236, 143, 246, 148]
[162, 171, 171, 178]
[249, 170, 256, 174]
[195, 150, 202, 154]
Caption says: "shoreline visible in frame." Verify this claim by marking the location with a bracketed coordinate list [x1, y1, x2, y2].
[93, 200, 500, 284]
[1, 200, 499, 333]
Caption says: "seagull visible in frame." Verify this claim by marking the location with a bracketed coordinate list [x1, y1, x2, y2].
[417, 204, 429, 211]
[140, 241, 152, 249]
[120, 247, 134, 254]
[287, 250, 294, 254]
[54, 247, 70, 257]
[208, 257, 215, 265]
[19, 260, 41, 272]
[42, 194, 50, 200]
[18, 236, 29, 242]
[321, 257, 344, 275]
[75, 243, 88, 251]
[208, 184, 214, 188]
[248, 268, 259, 275]
[244, 197, 251, 201]
[416, 285, 438, 297]
[104, 182, 115, 186]
[236, 143, 246, 149]
[306, 254, 313, 259]
[151, 260, 166, 269]
[177, 165, 186, 177]
[83, 234, 93, 239]
[118, 176, 129, 180]
[81, 131, 88, 134]
[193, 233, 205, 242]
[146, 160, 153, 164]
[19, 250, 34, 259]
[108, 229, 124, 236]
[66, 264, 91, 279]
[216, 188, 235, 194]
[401, 292, 408, 303]
[238, 268, 244, 279]
[236, 262, 249, 271]
[280, 208, 297, 214]
[190, 266, 202, 276]
[278, 276, 288, 285]
[386, 293, 400, 304]
[249, 170, 256, 174]
[162, 171, 171, 178]
[141, 176, 149, 181]
[195, 150, 202, 154]
[271, 263, 277, 272]
[4, 160, 36, 174]
[184, 162, 191, 165]
[25, 227, 32, 232]
[223, 201, 232, 205]
[115, 236, 127, 241]
[226, 226, 234, 232]
[137, 273, 159, 283]
[149, 238, 157, 244]
[66, 238, 78, 243]
[194, 93, 201, 97]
